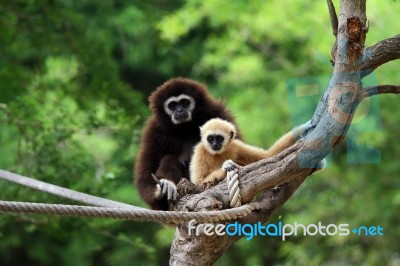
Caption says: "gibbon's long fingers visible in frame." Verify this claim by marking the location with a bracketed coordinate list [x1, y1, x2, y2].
[167, 186, 173, 202]
[158, 180, 177, 202]
[222, 160, 237, 172]
[161, 182, 168, 196]
[169, 183, 177, 202]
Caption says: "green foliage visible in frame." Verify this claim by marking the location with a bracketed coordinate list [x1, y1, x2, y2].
[1, 0, 399, 265]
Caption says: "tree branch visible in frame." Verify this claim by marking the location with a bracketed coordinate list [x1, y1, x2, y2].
[327, 0, 338, 37]
[360, 34, 400, 78]
[242, 175, 307, 223]
[360, 84, 400, 100]
[327, 0, 339, 65]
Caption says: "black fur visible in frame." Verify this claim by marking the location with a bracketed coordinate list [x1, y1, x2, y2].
[134, 78, 240, 210]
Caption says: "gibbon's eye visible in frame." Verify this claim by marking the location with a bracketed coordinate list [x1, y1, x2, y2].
[216, 135, 224, 143]
[180, 98, 191, 108]
[207, 135, 214, 143]
[167, 101, 178, 111]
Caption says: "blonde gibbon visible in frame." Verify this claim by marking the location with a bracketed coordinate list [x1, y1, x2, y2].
[190, 118, 319, 185]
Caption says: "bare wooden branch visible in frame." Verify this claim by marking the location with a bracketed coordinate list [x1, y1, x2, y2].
[360, 84, 400, 100]
[360, 34, 400, 78]
[327, 0, 338, 36]
[246, 175, 307, 221]
[327, 0, 339, 64]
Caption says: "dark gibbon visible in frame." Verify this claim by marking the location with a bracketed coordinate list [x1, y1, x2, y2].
[190, 118, 323, 185]
[134, 78, 241, 210]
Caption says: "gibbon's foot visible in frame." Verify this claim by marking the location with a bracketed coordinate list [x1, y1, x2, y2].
[155, 179, 178, 203]
[200, 178, 221, 191]
[293, 119, 314, 139]
[305, 158, 327, 175]
[314, 158, 327, 172]
[222, 160, 240, 173]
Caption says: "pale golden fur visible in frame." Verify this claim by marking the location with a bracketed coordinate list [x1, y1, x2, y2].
[190, 118, 301, 185]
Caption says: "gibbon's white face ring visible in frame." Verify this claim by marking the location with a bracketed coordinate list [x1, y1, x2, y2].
[164, 94, 196, 124]
[202, 130, 229, 155]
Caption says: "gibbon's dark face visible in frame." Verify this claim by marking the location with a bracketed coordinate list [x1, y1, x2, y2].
[149, 78, 214, 127]
[163, 94, 196, 124]
[207, 134, 225, 151]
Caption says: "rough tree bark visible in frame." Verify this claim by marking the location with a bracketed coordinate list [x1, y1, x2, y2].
[169, 1, 400, 265]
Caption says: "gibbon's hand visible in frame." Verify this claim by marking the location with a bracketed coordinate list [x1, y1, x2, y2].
[155, 179, 178, 203]
[222, 160, 240, 173]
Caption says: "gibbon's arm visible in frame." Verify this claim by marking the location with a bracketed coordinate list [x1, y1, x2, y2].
[263, 131, 296, 157]
[135, 141, 164, 209]
[135, 122, 182, 210]
[235, 125, 305, 165]
[263, 124, 306, 157]
[234, 140, 271, 165]
[201, 168, 226, 184]
[237, 124, 307, 164]
[138, 120, 183, 184]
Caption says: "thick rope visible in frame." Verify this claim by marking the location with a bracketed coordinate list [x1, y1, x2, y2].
[0, 200, 255, 224]
[0, 169, 255, 224]
[226, 168, 241, 208]
[0, 169, 142, 210]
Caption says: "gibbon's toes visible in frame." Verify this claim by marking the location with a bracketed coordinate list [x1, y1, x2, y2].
[294, 119, 314, 138]
[314, 158, 327, 173]
[318, 158, 327, 169]
[201, 179, 218, 191]
[222, 160, 239, 172]
[200, 182, 210, 191]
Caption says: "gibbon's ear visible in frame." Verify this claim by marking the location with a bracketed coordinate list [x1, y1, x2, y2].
[230, 131, 235, 139]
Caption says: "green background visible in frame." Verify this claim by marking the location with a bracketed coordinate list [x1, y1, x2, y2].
[0, 1, 399, 265]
